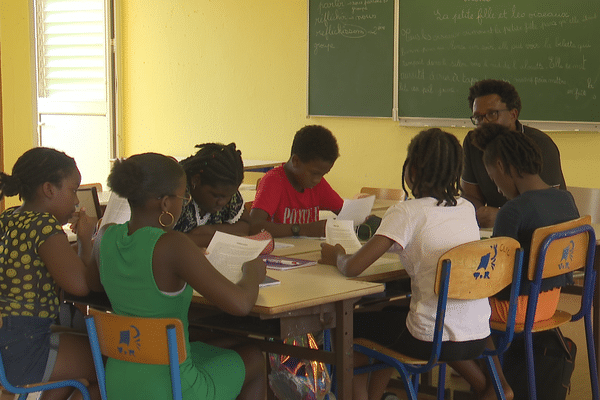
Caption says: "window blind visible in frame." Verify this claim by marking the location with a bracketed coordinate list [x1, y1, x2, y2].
[35, 0, 106, 102]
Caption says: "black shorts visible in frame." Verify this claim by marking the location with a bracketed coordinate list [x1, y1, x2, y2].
[354, 306, 487, 362]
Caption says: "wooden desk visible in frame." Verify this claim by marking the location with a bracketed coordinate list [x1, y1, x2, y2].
[243, 160, 282, 172]
[270, 237, 325, 256]
[190, 236, 403, 400]
[191, 263, 385, 400]
[294, 249, 405, 283]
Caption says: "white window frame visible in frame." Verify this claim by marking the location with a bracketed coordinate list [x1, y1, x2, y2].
[32, 0, 119, 187]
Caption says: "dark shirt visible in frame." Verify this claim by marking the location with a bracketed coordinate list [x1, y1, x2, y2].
[492, 188, 578, 299]
[462, 121, 567, 208]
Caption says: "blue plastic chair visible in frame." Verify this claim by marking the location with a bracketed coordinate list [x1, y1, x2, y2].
[491, 215, 599, 400]
[0, 318, 91, 400]
[85, 308, 187, 400]
[353, 237, 524, 400]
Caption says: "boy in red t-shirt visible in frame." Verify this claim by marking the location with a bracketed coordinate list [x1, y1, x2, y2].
[250, 125, 343, 237]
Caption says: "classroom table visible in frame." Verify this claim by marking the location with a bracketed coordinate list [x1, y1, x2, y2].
[190, 257, 394, 400]
[243, 159, 282, 172]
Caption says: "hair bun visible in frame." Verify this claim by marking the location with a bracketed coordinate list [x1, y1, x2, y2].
[0, 173, 22, 198]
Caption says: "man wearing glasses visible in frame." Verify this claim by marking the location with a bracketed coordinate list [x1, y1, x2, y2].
[461, 79, 566, 228]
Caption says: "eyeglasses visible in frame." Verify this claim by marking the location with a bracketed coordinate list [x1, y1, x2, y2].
[158, 189, 192, 206]
[175, 189, 192, 207]
[470, 109, 510, 125]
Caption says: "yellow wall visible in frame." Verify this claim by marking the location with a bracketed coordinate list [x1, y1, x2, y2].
[2, 0, 600, 201]
[1, 0, 37, 207]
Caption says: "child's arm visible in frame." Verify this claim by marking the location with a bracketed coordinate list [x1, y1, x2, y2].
[70, 208, 95, 268]
[85, 224, 112, 293]
[39, 233, 91, 297]
[320, 235, 396, 277]
[157, 231, 267, 316]
[249, 208, 327, 237]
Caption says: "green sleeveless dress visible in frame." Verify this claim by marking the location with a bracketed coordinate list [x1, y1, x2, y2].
[100, 223, 245, 399]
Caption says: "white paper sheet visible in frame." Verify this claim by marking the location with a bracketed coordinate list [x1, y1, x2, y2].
[206, 231, 271, 283]
[98, 192, 131, 229]
[325, 219, 362, 253]
[336, 195, 376, 227]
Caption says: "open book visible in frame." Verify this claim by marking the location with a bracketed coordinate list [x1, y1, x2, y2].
[206, 231, 279, 287]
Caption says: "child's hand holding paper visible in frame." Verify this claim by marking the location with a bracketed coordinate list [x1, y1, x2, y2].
[336, 195, 375, 227]
[325, 219, 362, 253]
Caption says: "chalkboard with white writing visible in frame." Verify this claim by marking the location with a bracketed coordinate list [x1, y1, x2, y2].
[308, 0, 395, 117]
[398, 0, 600, 122]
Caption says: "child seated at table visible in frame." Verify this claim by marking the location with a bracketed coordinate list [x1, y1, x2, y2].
[0, 147, 101, 400]
[250, 125, 343, 237]
[173, 142, 251, 247]
[320, 128, 511, 400]
[93, 153, 267, 400]
[470, 123, 579, 324]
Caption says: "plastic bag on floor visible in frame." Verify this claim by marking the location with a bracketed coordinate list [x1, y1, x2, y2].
[268, 333, 334, 400]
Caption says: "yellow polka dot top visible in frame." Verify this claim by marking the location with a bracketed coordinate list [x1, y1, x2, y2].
[0, 207, 64, 319]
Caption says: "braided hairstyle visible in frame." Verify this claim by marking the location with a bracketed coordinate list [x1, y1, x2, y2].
[108, 153, 185, 208]
[471, 123, 542, 178]
[180, 143, 243, 188]
[0, 147, 77, 202]
[468, 79, 522, 116]
[402, 128, 463, 206]
[291, 125, 339, 163]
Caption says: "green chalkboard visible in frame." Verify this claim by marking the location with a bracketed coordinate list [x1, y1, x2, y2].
[308, 0, 395, 117]
[399, 0, 600, 122]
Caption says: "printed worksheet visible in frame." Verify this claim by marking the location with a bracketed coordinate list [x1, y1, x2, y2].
[98, 192, 131, 229]
[206, 231, 272, 284]
[336, 195, 375, 227]
[325, 219, 362, 253]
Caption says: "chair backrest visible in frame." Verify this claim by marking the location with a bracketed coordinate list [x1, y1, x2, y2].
[528, 215, 593, 281]
[567, 186, 600, 224]
[435, 237, 523, 300]
[86, 308, 186, 365]
[80, 182, 103, 192]
[86, 309, 187, 400]
[77, 187, 103, 220]
[360, 187, 405, 201]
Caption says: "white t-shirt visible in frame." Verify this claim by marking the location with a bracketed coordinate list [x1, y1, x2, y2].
[376, 197, 490, 342]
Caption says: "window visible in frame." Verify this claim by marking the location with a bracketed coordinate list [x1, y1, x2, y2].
[34, 0, 117, 187]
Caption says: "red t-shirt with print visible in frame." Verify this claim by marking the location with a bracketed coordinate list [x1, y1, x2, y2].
[252, 165, 343, 224]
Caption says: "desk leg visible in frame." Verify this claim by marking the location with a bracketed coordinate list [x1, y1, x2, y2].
[335, 299, 354, 400]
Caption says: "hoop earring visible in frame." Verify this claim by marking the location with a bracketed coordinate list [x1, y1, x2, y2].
[159, 211, 175, 227]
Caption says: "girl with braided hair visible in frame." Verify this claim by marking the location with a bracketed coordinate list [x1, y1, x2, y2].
[0, 147, 101, 400]
[173, 142, 251, 247]
[320, 129, 507, 400]
[471, 123, 578, 325]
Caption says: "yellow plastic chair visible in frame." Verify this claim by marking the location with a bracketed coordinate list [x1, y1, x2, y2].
[354, 237, 524, 400]
[490, 215, 599, 400]
[85, 308, 187, 400]
[0, 318, 91, 400]
[360, 187, 405, 200]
